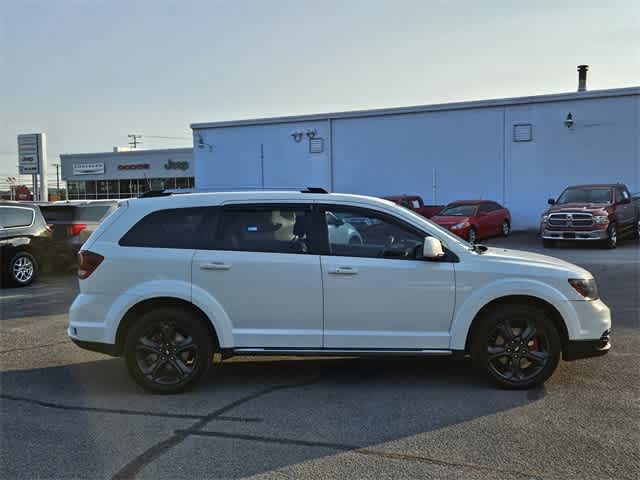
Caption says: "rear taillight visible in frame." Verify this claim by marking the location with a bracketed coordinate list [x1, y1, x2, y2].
[78, 250, 104, 279]
[45, 224, 54, 233]
[68, 224, 87, 237]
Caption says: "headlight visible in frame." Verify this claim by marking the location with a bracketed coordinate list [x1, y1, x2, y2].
[568, 278, 599, 300]
[593, 215, 609, 225]
[451, 222, 469, 230]
[541, 215, 549, 223]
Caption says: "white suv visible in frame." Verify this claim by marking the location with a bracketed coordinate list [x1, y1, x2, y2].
[68, 190, 611, 393]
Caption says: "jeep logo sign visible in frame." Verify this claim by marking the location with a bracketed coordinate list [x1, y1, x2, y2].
[164, 159, 189, 171]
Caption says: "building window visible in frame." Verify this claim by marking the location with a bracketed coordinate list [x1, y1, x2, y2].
[85, 180, 97, 199]
[97, 180, 108, 199]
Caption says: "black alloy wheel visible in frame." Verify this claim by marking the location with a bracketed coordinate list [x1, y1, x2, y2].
[472, 304, 561, 389]
[124, 307, 213, 393]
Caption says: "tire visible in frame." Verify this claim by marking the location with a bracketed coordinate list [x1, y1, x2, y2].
[631, 217, 640, 240]
[471, 304, 561, 390]
[501, 220, 510, 237]
[542, 239, 555, 248]
[467, 227, 477, 244]
[7, 251, 37, 287]
[602, 223, 617, 249]
[124, 307, 214, 394]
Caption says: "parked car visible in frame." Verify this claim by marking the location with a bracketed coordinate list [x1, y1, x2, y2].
[430, 200, 511, 243]
[39, 200, 118, 268]
[0, 202, 52, 286]
[68, 190, 611, 393]
[382, 195, 444, 218]
[540, 183, 640, 248]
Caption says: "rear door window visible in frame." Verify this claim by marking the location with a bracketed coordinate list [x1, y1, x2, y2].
[0, 207, 35, 228]
[119, 207, 213, 249]
[216, 205, 314, 254]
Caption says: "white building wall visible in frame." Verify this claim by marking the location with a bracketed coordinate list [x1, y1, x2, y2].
[194, 121, 330, 190]
[192, 89, 639, 229]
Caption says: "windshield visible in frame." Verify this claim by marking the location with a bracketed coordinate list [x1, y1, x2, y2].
[557, 188, 611, 204]
[439, 204, 477, 216]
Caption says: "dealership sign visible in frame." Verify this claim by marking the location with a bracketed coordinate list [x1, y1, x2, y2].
[17, 133, 42, 174]
[164, 159, 190, 171]
[118, 163, 150, 170]
[73, 162, 105, 175]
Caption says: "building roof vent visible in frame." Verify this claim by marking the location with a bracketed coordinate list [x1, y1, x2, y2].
[578, 65, 588, 92]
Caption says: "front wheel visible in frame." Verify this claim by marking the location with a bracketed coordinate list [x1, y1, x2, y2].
[501, 220, 510, 237]
[124, 307, 213, 393]
[631, 217, 640, 240]
[602, 223, 617, 249]
[471, 304, 561, 389]
[467, 227, 477, 244]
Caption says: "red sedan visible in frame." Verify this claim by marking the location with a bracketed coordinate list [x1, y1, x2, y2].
[430, 200, 511, 243]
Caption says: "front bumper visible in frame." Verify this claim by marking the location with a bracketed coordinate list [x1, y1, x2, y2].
[542, 228, 608, 241]
[563, 329, 611, 361]
[69, 337, 119, 356]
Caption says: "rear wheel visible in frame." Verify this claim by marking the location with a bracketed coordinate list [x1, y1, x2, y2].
[124, 307, 213, 393]
[471, 304, 561, 390]
[7, 251, 37, 287]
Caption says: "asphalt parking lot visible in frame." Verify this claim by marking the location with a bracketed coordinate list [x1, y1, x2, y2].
[1, 232, 638, 480]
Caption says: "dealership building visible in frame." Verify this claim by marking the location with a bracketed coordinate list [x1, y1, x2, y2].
[60, 147, 193, 200]
[191, 82, 639, 229]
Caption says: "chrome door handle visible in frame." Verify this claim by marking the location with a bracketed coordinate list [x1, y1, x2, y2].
[329, 267, 358, 275]
[200, 262, 231, 271]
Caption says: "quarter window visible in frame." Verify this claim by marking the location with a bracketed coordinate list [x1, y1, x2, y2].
[119, 207, 212, 249]
[323, 207, 424, 259]
[217, 206, 313, 254]
[0, 207, 35, 228]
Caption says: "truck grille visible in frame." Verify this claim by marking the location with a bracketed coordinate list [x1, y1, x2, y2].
[548, 212, 594, 227]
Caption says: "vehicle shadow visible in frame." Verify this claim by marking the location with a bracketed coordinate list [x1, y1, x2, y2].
[1, 355, 546, 479]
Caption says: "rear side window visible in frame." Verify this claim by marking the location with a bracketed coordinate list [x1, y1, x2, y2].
[0, 207, 35, 228]
[217, 205, 313, 254]
[119, 207, 212, 249]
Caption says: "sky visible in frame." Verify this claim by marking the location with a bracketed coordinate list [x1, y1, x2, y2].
[1, 0, 639, 186]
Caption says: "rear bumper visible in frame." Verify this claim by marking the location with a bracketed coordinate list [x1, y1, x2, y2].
[563, 329, 611, 361]
[542, 229, 608, 241]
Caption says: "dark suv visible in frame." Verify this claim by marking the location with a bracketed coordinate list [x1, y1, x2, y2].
[0, 202, 52, 286]
[39, 201, 117, 269]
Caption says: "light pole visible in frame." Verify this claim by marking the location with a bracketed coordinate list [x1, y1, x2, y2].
[53, 163, 61, 199]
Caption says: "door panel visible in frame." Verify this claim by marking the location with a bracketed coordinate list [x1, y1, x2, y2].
[192, 251, 323, 347]
[321, 256, 455, 349]
[319, 205, 455, 350]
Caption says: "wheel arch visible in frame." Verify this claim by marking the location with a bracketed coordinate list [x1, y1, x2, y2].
[114, 297, 219, 355]
[463, 295, 569, 354]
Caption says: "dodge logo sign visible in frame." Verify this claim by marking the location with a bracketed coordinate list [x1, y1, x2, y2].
[118, 163, 150, 170]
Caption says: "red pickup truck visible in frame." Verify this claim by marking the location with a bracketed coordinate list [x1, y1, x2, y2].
[540, 183, 640, 248]
[382, 195, 444, 218]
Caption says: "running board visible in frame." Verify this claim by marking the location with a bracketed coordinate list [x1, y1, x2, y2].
[229, 348, 453, 357]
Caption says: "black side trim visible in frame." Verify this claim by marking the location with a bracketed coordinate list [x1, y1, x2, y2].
[563, 332, 611, 361]
[70, 338, 119, 357]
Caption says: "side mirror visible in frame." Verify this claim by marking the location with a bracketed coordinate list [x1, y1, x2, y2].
[547, 198, 556, 205]
[421, 237, 445, 259]
[617, 197, 631, 205]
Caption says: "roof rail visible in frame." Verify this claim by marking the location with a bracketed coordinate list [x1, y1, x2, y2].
[139, 190, 172, 198]
[300, 187, 328, 194]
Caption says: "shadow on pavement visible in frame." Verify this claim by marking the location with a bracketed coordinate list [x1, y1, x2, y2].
[1, 355, 546, 479]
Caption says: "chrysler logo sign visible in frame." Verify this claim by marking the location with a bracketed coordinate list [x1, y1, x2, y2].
[73, 162, 105, 175]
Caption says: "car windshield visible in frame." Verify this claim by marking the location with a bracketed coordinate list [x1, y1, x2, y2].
[557, 188, 611, 204]
[439, 204, 477, 216]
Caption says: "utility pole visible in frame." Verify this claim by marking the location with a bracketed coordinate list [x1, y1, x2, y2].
[53, 163, 61, 199]
[128, 134, 142, 149]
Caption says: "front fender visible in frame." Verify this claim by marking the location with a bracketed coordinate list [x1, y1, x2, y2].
[449, 278, 578, 350]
